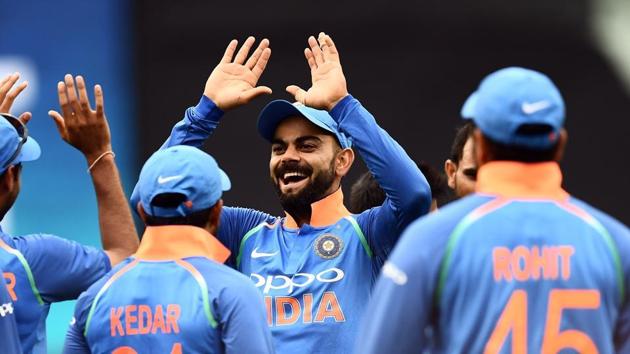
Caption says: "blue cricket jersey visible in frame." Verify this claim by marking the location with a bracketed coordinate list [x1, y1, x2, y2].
[130, 95, 431, 353]
[63, 225, 275, 354]
[1, 266, 21, 354]
[0, 227, 111, 353]
[357, 161, 630, 353]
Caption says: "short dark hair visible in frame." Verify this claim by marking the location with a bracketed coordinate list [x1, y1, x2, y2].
[348, 172, 386, 214]
[483, 135, 559, 163]
[449, 121, 476, 163]
[143, 192, 213, 228]
[348, 162, 448, 213]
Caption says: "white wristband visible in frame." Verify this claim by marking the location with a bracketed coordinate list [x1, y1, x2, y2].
[87, 151, 115, 173]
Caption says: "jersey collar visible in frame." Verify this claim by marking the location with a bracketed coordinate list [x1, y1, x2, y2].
[476, 161, 569, 201]
[284, 187, 351, 228]
[135, 225, 230, 263]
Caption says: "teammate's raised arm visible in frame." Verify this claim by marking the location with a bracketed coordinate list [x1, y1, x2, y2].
[49, 74, 138, 265]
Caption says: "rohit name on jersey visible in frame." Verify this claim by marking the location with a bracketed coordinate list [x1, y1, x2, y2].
[251, 267, 346, 326]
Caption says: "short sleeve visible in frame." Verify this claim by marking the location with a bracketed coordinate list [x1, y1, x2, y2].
[15, 234, 111, 303]
[62, 287, 97, 354]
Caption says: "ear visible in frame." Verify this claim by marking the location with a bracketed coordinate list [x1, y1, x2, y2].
[0, 165, 20, 191]
[334, 148, 355, 178]
[136, 203, 148, 224]
[444, 159, 457, 189]
[553, 129, 568, 162]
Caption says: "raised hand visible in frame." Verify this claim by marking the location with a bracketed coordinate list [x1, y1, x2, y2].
[286, 32, 349, 111]
[48, 74, 112, 164]
[203, 36, 272, 111]
[0, 72, 32, 125]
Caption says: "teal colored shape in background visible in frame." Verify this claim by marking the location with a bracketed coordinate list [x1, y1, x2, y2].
[0, 0, 136, 352]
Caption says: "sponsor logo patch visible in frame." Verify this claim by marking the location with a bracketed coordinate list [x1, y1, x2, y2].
[314, 234, 343, 259]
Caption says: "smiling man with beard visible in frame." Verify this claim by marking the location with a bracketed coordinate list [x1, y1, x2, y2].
[132, 33, 431, 354]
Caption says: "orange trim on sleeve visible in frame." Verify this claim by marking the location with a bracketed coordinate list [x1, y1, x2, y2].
[135, 225, 230, 263]
[476, 161, 569, 201]
[284, 188, 351, 228]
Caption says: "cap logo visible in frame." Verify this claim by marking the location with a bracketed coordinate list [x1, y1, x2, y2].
[521, 100, 551, 115]
[157, 175, 183, 184]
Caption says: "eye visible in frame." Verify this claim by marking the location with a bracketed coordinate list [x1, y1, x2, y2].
[299, 143, 317, 152]
[271, 144, 286, 154]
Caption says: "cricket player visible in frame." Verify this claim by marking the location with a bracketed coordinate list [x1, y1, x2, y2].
[444, 120, 477, 198]
[0, 73, 138, 353]
[357, 67, 630, 353]
[1, 266, 21, 354]
[64, 145, 274, 354]
[131, 33, 431, 354]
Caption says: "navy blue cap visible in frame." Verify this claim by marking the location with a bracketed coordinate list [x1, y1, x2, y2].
[0, 113, 40, 173]
[136, 145, 231, 218]
[461, 67, 565, 150]
[257, 100, 352, 149]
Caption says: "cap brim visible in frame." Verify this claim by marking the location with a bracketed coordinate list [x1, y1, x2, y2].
[15, 136, 41, 164]
[461, 92, 478, 119]
[219, 167, 231, 191]
[257, 100, 335, 142]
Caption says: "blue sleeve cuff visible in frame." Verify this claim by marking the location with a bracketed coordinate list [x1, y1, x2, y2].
[329, 94, 355, 122]
[193, 95, 224, 122]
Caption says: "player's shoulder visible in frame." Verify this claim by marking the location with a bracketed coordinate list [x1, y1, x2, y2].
[183, 257, 254, 290]
[405, 194, 494, 239]
[223, 206, 280, 222]
[567, 197, 629, 237]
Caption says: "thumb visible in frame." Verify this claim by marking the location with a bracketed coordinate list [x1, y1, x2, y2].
[239, 86, 273, 104]
[48, 110, 67, 137]
[286, 85, 307, 104]
[18, 112, 32, 125]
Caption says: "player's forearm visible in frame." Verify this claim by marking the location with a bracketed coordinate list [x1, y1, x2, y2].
[88, 155, 138, 265]
[330, 95, 431, 222]
[160, 95, 224, 149]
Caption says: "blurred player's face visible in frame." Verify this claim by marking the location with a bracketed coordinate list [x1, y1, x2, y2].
[269, 117, 341, 209]
[445, 137, 477, 198]
[0, 164, 22, 220]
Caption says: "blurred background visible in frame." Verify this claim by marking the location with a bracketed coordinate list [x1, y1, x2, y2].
[1, 0, 629, 351]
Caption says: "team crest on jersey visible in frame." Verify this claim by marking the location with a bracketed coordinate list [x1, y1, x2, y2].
[314, 234, 343, 259]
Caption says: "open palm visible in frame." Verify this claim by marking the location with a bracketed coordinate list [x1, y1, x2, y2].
[204, 37, 272, 111]
[287, 33, 349, 111]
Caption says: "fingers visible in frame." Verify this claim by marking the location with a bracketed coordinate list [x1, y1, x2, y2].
[220, 39, 238, 63]
[320, 33, 340, 62]
[94, 84, 104, 117]
[57, 81, 74, 119]
[252, 47, 272, 79]
[18, 112, 32, 125]
[245, 38, 269, 69]
[76, 76, 93, 113]
[0, 73, 19, 103]
[308, 36, 324, 66]
[286, 85, 307, 104]
[0, 80, 28, 113]
[239, 86, 272, 104]
[64, 74, 82, 117]
[48, 110, 67, 137]
[304, 48, 317, 71]
[234, 36, 255, 65]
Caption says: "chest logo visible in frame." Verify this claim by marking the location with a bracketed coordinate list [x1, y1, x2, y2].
[251, 247, 279, 259]
[314, 234, 343, 259]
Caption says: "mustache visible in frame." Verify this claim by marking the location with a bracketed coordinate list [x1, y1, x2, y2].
[274, 161, 313, 179]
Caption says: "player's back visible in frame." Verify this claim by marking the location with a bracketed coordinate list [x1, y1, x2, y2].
[71, 256, 273, 354]
[436, 195, 629, 353]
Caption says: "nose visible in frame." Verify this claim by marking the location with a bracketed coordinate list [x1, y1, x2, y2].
[281, 144, 300, 163]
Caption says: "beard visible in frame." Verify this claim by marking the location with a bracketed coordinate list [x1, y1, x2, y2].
[272, 159, 336, 222]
